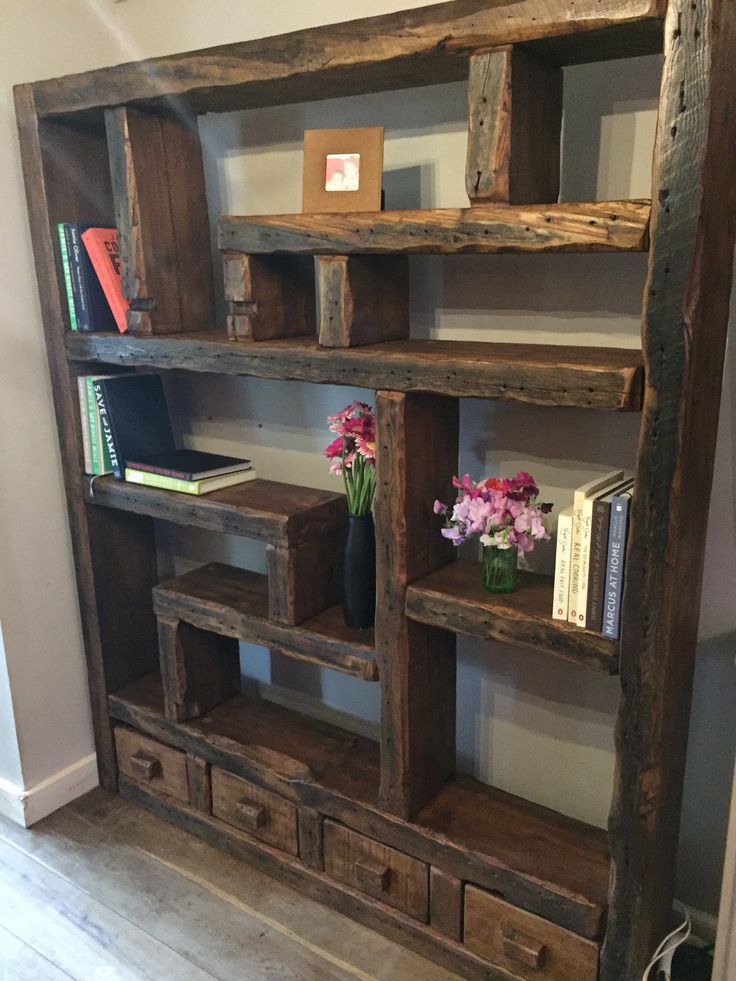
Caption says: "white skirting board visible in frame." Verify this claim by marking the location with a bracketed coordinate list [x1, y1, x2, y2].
[0, 754, 98, 827]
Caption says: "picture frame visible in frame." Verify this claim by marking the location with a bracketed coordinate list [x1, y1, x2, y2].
[302, 127, 384, 213]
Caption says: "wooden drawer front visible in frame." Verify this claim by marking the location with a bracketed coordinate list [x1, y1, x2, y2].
[323, 820, 429, 922]
[464, 886, 599, 981]
[115, 727, 188, 802]
[211, 768, 298, 856]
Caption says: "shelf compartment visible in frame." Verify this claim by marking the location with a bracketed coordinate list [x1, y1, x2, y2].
[153, 562, 378, 681]
[67, 335, 644, 411]
[109, 671, 609, 938]
[218, 201, 650, 256]
[84, 475, 346, 547]
[406, 560, 618, 674]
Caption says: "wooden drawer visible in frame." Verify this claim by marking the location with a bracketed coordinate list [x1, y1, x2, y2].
[115, 727, 188, 802]
[323, 820, 428, 922]
[464, 885, 599, 980]
[211, 768, 298, 856]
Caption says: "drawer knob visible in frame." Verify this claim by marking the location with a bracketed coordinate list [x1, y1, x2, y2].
[355, 858, 391, 893]
[129, 750, 162, 782]
[501, 924, 547, 969]
[236, 798, 267, 830]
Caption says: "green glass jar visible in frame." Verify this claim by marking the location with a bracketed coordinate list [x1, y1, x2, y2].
[481, 545, 518, 594]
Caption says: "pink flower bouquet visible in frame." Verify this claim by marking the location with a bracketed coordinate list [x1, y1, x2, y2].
[434, 472, 552, 553]
[325, 401, 376, 516]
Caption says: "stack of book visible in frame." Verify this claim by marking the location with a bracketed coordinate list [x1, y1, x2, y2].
[552, 470, 634, 640]
[78, 373, 255, 495]
[58, 223, 129, 333]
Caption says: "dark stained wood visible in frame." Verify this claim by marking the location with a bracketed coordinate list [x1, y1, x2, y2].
[429, 867, 463, 942]
[317, 256, 409, 348]
[603, 2, 736, 978]
[105, 107, 214, 334]
[466, 47, 562, 205]
[464, 885, 599, 979]
[28, 1, 665, 119]
[406, 560, 619, 674]
[67, 333, 646, 410]
[114, 727, 189, 802]
[223, 253, 315, 341]
[375, 393, 458, 820]
[153, 563, 378, 681]
[85, 475, 347, 547]
[297, 805, 324, 870]
[157, 616, 240, 722]
[108, 673, 609, 938]
[13, 87, 162, 789]
[219, 201, 650, 255]
[186, 754, 212, 813]
[212, 768, 298, 856]
[266, 529, 344, 626]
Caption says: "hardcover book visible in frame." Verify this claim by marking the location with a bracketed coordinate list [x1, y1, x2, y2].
[602, 487, 635, 640]
[58, 223, 118, 332]
[80, 227, 129, 334]
[125, 468, 258, 495]
[586, 478, 634, 632]
[125, 449, 252, 482]
[97, 374, 175, 480]
[552, 505, 574, 621]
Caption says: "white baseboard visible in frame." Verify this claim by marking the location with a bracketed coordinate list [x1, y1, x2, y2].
[0, 754, 98, 827]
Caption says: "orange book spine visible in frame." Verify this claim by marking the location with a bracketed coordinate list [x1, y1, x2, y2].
[80, 227, 129, 333]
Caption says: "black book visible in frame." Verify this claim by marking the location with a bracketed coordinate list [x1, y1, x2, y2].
[97, 375, 175, 480]
[58, 223, 117, 332]
[126, 449, 252, 481]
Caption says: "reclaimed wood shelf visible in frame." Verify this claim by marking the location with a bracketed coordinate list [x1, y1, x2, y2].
[406, 561, 618, 674]
[67, 334, 645, 410]
[153, 563, 378, 681]
[84, 474, 346, 546]
[109, 670, 610, 939]
[219, 201, 650, 255]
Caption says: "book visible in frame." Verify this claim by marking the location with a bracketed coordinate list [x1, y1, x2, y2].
[602, 487, 635, 640]
[125, 449, 252, 482]
[578, 473, 633, 629]
[80, 227, 129, 333]
[586, 478, 634, 632]
[552, 506, 574, 621]
[125, 467, 258, 495]
[77, 376, 93, 473]
[568, 470, 625, 627]
[57, 223, 118, 332]
[85, 375, 115, 476]
[97, 374, 175, 481]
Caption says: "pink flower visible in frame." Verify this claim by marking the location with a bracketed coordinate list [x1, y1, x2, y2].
[324, 436, 344, 459]
[433, 500, 447, 515]
[356, 434, 376, 462]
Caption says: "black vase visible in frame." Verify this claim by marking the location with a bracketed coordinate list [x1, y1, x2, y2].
[343, 514, 376, 629]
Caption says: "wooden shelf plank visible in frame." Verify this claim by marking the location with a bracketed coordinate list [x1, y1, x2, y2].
[67, 335, 644, 411]
[31, 1, 664, 118]
[219, 201, 650, 256]
[406, 560, 618, 674]
[153, 563, 378, 681]
[84, 475, 346, 547]
[109, 672, 609, 938]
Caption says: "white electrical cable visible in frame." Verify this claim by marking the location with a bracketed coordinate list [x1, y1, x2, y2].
[642, 901, 692, 981]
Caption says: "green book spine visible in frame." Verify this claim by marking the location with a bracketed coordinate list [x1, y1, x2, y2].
[57, 223, 78, 332]
[85, 377, 101, 474]
[125, 469, 201, 495]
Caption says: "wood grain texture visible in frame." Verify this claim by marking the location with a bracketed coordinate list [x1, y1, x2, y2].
[429, 867, 463, 942]
[85, 474, 347, 547]
[212, 767, 299, 856]
[298, 805, 325, 870]
[466, 47, 562, 204]
[153, 563, 378, 681]
[464, 885, 599, 980]
[105, 106, 214, 334]
[29, 0, 665, 118]
[406, 560, 618, 674]
[266, 530, 344, 626]
[219, 201, 650, 255]
[375, 393, 458, 819]
[114, 726, 189, 802]
[317, 256, 409, 348]
[68, 333, 645, 410]
[109, 673, 609, 937]
[157, 616, 240, 722]
[602, 2, 736, 978]
[223, 253, 316, 341]
[186, 755, 212, 813]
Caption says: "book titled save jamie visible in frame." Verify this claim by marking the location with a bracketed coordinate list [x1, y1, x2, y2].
[602, 487, 634, 639]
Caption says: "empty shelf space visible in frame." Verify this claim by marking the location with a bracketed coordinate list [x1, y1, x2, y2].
[154, 562, 378, 681]
[406, 561, 618, 674]
[218, 201, 650, 255]
[84, 474, 346, 547]
[67, 334, 644, 410]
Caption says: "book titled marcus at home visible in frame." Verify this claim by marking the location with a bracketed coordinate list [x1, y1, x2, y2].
[93, 374, 175, 480]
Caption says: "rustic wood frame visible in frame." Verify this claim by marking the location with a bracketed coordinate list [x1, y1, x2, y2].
[13, 0, 736, 977]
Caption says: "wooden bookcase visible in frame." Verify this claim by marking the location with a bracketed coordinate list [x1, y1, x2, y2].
[14, 1, 736, 977]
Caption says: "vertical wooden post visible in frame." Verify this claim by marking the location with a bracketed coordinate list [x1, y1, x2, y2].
[466, 46, 562, 205]
[375, 392, 458, 819]
[317, 256, 409, 348]
[105, 106, 215, 334]
[157, 616, 240, 722]
[223, 253, 316, 341]
[602, 2, 736, 978]
[266, 530, 344, 626]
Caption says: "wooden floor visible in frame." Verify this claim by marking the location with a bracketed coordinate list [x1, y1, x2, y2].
[0, 788, 458, 981]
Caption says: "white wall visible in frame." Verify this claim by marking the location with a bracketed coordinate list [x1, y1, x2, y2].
[1, 0, 733, 925]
